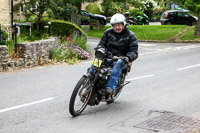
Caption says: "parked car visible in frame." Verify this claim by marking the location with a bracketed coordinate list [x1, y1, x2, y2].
[160, 10, 198, 26]
[81, 10, 107, 25]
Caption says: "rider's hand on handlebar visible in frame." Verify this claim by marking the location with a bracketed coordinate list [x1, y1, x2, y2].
[123, 56, 129, 63]
[113, 56, 129, 63]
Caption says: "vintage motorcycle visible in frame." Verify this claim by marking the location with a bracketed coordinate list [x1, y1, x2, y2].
[69, 48, 132, 117]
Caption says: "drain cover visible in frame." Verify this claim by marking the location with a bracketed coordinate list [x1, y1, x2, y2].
[135, 114, 200, 132]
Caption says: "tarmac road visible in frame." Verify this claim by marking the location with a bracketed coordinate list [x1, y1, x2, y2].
[0, 38, 200, 133]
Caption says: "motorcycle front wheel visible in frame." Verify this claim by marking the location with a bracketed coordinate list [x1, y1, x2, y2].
[69, 76, 93, 117]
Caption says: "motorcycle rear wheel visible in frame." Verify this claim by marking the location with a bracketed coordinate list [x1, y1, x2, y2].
[69, 76, 92, 117]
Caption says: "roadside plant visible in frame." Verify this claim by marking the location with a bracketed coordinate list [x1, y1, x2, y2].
[50, 35, 89, 64]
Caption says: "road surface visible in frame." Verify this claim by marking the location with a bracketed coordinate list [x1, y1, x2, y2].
[0, 38, 200, 133]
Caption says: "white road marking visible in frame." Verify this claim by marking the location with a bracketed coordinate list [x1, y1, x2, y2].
[0, 97, 55, 113]
[126, 74, 155, 81]
[140, 45, 200, 56]
[176, 64, 200, 71]
[83, 45, 200, 64]
[83, 61, 93, 64]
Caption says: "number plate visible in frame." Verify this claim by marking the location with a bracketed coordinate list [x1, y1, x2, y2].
[92, 58, 102, 68]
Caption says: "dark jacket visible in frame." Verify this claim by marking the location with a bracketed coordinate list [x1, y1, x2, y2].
[98, 28, 138, 62]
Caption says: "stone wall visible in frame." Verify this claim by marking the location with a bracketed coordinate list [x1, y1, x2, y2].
[0, 38, 56, 72]
[0, 0, 11, 27]
[0, 46, 9, 71]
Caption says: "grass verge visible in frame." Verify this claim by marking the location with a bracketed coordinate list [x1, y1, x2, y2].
[129, 25, 188, 41]
[177, 26, 200, 42]
[83, 25, 200, 42]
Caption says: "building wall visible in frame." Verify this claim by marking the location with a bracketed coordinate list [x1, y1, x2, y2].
[0, 0, 11, 27]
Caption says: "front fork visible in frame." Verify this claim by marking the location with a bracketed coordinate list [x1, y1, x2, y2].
[84, 71, 101, 105]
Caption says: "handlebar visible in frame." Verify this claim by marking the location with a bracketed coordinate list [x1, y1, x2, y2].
[113, 56, 127, 60]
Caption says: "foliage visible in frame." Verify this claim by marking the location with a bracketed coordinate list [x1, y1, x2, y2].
[101, 0, 127, 17]
[13, 3, 22, 13]
[128, 0, 144, 8]
[172, 0, 200, 15]
[101, 0, 114, 17]
[20, 0, 52, 31]
[86, 3, 102, 14]
[0, 27, 9, 45]
[129, 8, 144, 17]
[128, 0, 158, 19]
[18, 30, 48, 42]
[0, 27, 15, 55]
[49, 20, 87, 38]
[112, 2, 127, 15]
[58, 0, 97, 15]
[141, 0, 157, 19]
[50, 35, 89, 64]
[47, 1, 78, 21]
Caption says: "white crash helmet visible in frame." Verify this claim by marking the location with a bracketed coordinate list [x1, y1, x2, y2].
[110, 13, 126, 28]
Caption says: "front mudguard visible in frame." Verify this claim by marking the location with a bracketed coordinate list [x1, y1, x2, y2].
[83, 72, 90, 78]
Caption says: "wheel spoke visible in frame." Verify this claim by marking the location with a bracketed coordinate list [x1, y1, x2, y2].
[73, 78, 91, 112]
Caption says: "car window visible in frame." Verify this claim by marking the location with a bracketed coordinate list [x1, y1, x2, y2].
[168, 12, 176, 17]
[183, 13, 189, 17]
[162, 13, 166, 18]
[178, 12, 189, 17]
[177, 12, 184, 17]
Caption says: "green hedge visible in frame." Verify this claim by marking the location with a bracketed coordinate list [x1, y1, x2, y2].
[49, 20, 87, 38]
[86, 3, 102, 14]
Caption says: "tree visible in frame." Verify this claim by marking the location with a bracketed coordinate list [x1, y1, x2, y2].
[68, 0, 98, 14]
[128, 0, 158, 19]
[20, 0, 91, 30]
[21, 0, 53, 32]
[101, 0, 127, 17]
[194, 10, 200, 36]
[47, 1, 78, 21]
[128, 0, 145, 8]
[172, 0, 200, 36]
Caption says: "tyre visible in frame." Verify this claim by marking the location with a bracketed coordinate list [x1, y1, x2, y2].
[69, 76, 93, 117]
[191, 22, 196, 26]
[166, 21, 171, 25]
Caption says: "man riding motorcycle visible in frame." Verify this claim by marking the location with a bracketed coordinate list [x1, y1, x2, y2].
[92, 13, 138, 95]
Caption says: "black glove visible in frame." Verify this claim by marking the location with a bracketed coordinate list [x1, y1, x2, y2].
[123, 56, 129, 63]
